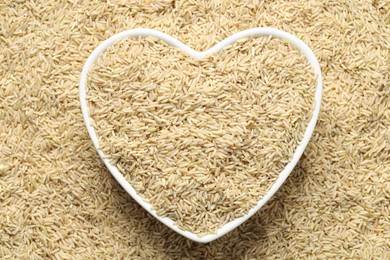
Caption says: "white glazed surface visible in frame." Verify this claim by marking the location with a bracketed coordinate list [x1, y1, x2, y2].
[79, 27, 323, 243]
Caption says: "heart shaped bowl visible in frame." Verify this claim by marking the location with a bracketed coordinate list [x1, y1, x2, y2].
[80, 27, 322, 243]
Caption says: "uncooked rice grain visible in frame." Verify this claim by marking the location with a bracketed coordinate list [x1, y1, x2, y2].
[1, 0, 389, 258]
[87, 36, 316, 235]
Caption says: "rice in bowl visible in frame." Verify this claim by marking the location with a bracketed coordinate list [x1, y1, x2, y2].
[87, 36, 316, 236]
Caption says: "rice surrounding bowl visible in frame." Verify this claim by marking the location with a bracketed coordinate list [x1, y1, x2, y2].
[1, 0, 389, 258]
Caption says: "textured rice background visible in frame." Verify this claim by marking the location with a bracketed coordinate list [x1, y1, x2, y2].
[0, 0, 389, 259]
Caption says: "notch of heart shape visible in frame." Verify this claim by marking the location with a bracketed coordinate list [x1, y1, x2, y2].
[79, 27, 322, 243]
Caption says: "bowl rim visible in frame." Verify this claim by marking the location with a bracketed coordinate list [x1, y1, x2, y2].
[79, 27, 323, 243]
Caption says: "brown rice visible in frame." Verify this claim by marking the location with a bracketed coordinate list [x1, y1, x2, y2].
[87, 36, 316, 235]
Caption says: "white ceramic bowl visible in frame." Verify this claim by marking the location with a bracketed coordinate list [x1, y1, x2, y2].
[80, 27, 322, 243]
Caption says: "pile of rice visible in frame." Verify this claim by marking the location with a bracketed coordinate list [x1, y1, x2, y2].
[1, 0, 389, 258]
[87, 36, 316, 235]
